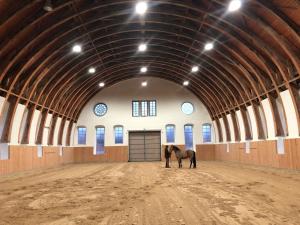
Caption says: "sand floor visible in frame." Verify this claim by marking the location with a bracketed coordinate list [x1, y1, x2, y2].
[0, 161, 299, 225]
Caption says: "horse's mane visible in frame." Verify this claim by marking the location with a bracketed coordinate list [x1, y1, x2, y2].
[172, 145, 181, 152]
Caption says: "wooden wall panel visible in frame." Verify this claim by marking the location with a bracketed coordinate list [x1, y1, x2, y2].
[196, 144, 215, 161]
[1, 139, 300, 176]
[74, 146, 128, 163]
[215, 139, 300, 169]
[0, 146, 74, 176]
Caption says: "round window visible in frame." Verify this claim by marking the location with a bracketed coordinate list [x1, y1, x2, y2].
[181, 102, 194, 115]
[94, 103, 107, 117]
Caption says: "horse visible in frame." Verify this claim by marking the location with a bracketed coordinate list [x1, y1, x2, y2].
[164, 145, 171, 168]
[169, 145, 196, 168]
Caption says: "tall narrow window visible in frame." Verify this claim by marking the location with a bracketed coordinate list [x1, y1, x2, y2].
[77, 127, 86, 145]
[132, 101, 139, 117]
[96, 127, 105, 154]
[202, 123, 212, 143]
[149, 101, 156, 116]
[166, 125, 175, 143]
[184, 124, 193, 150]
[114, 126, 124, 144]
[141, 101, 148, 116]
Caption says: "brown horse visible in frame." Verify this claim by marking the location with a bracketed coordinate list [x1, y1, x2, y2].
[169, 145, 196, 168]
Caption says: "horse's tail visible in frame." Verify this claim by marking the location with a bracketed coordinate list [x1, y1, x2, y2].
[193, 151, 197, 168]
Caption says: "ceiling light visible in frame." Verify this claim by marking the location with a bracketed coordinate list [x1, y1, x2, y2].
[204, 42, 214, 51]
[72, 44, 82, 53]
[43, 0, 53, 12]
[141, 81, 147, 87]
[138, 43, 147, 52]
[88, 67, 96, 74]
[99, 82, 105, 87]
[135, 1, 148, 15]
[191, 66, 199, 73]
[228, 0, 242, 12]
[140, 67, 147, 73]
[183, 81, 189, 86]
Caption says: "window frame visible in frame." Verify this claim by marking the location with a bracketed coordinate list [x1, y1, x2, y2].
[181, 102, 194, 115]
[95, 126, 105, 155]
[77, 126, 87, 145]
[184, 124, 194, 150]
[93, 103, 108, 117]
[202, 123, 212, 143]
[114, 125, 124, 144]
[165, 124, 175, 143]
[132, 100, 157, 117]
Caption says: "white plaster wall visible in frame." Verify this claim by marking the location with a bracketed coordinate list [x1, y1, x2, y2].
[213, 120, 219, 143]
[42, 113, 53, 145]
[262, 98, 276, 139]
[53, 117, 62, 145]
[76, 77, 213, 147]
[220, 118, 227, 142]
[227, 114, 235, 142]
[10, 104, 26, 144]
[280, 90, 299, 138]
[18, 108, 28, 143]
[0, 97, 5, 117]
[247, 106, 258, 141]
[258, 104, 268, 139]
[29, 110, 41, 145]
[276, 97, 288, 136]
[70, 122, 76, 145]
[62, 120, 70, 146]
[0, 100, 9, 140]
[236, 110, 246, 141]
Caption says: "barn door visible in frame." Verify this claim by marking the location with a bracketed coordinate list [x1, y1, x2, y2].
[129, 131, 161, 162]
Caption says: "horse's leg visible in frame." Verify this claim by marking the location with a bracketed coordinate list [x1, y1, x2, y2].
[190, 157, 192, 169]
[180, 159, 182, 168]
[167, 158, 170, 168]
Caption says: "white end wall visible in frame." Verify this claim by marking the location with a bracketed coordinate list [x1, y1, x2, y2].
[75, 77, 214, 147]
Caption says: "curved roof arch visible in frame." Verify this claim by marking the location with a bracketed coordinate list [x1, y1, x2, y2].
[0, 0, 299, 143]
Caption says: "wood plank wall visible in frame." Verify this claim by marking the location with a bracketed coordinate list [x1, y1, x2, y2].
[1, 139, 299, 175]
[215, 138, 300, 169]
[162, 140, 300, 169]
[73, 146, 128, 163]
[0, 146, 128, 176]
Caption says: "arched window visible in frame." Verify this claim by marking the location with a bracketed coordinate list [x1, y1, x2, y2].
[77, 126, 86, 145]
[166, 124, 175, 143]
[114, 126, 124, 144]
[202, 123, 212, 143]
[96, 126, 105, 154]
[184, 124, 193, 149]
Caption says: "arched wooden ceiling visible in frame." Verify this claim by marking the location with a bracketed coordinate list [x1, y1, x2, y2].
[0, 0, 300, 143]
